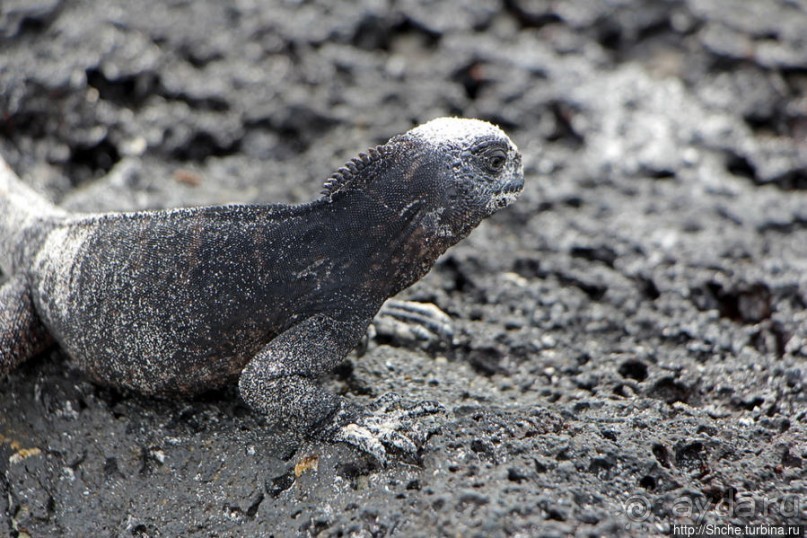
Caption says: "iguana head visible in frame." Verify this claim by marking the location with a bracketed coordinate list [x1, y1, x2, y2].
[322, 117, 523, 241]
[404, 117, 523, 216]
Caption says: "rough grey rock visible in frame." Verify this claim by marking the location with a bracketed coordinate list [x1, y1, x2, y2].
[1, 0, 805, 536]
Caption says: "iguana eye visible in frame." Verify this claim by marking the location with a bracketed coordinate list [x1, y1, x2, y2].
[485, 148, 507, 173]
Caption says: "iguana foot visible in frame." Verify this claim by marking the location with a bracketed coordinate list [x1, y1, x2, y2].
[370, 300, 455, 351]
[327, 393, 444, 466]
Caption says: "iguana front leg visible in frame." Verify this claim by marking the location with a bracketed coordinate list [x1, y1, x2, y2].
[0, 274, 53, 375]
[238, 314, 370, 433]
[238, 313, 442, 463]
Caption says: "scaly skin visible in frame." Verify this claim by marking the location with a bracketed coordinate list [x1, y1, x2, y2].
[0, 118, 524, 461]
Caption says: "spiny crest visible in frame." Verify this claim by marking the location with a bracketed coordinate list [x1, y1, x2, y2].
[321, 145, 388, 200]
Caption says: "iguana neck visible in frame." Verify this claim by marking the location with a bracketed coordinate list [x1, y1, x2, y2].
[321, 188, 455, 300]
[317, 140, 474, 298]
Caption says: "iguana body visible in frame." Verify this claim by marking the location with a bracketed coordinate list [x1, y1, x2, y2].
[1, 118, 524, 460]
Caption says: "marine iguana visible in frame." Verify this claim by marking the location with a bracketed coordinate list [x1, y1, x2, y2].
[0, 117, 524, 462]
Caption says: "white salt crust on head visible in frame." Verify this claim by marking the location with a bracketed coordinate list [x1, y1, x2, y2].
[407, 117, 514, 149]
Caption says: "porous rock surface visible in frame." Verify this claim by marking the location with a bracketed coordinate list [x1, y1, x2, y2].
[1, 0, 805, 535]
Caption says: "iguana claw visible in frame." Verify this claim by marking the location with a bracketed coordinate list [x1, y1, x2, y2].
[370, 300, 455, 351]
[331, 394, 445, 465]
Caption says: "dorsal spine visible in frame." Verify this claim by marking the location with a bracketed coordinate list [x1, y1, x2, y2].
[321, 145, 388, 200]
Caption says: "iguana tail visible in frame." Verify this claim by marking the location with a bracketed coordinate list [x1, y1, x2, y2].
[0, 156, 68, 276]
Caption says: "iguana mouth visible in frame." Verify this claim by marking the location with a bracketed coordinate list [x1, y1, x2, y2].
[490, 178, 524, 209]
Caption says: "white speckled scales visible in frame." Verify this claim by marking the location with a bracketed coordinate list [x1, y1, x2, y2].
[408, 117, 515, 151]
[0, 159, 67, 275]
